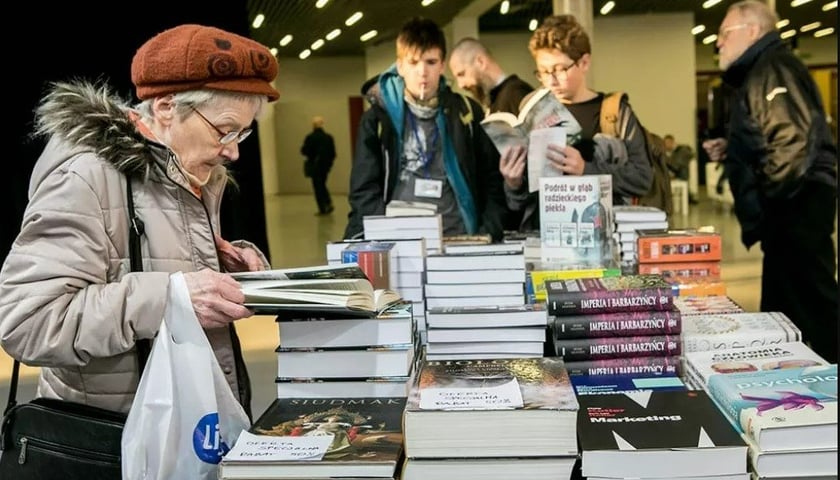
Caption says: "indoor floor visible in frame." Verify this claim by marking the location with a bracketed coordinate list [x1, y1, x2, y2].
[0, 192, 770, 419]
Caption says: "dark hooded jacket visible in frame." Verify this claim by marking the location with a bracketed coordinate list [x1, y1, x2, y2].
[343, 65, 508, 241]
[722, 31, 837, 247]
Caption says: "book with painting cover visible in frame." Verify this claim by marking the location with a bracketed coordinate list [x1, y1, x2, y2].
[682, 312, 802, 353]
[552, 308, 681, 339]
[546, 274, 674, 316]
[563, 355, 683, 377]
[577, 390, 748, 479]
[219, 397, 405, 479]
[403, 356, 579, 458]
[706, 364, 838, 453]
[554, 335, 681, 361]
[636, 229, 723, 263]
[685, 341, 829, 389]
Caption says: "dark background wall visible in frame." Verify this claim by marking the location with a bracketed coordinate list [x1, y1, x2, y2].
[4, 0, 271, 264]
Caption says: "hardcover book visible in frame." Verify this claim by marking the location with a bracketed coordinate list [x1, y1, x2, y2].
[341, 241, 397, 290]
[577, 390, 748, 478]
[425, 304, 548, 329]
[706, 364, 838, 452]
[546, 274, 674, 316]
[681, 312, 802, 353]
[220, 397, 405, 479]
[636, 229, 723, 264]
[539, 175, 614, 264]
[571, 372, 686, 396]
[612, 205, 667, 223]
[276, 303, 414, 349]
[684, 341, 829, 389]
[403, 357, 579, 458]
[563, 355, 683, 377]
[552, 308, 681, 339]
[554, 335, 681, 361]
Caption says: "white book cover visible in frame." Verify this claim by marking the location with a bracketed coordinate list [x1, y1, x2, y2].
[363, 214, 442, 232]
[425, 294, 525, 309]
[685, 341, 829, 388]
[682, 312, 802, 353]
[426, 251, 526, 271]
[539, 175, 613, 264]
[527, 126, 566, 193]
[613, 205, 668, 223]
[426, 269, 526, 284]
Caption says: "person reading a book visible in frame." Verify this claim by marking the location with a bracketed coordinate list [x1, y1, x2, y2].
[448, 37, 535, 116]
[702, 1, 838, 361]
[501, 15, 654, 231]
[0, 24, 279, 418]
[343, 17, 514, 241]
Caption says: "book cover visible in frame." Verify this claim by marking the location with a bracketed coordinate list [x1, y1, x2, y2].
[539, 175, 614, 264]
[612, 205, 667, 223]
[578, 390, 747, 478]
[553, 335, 681, 361]
[546, 274, 674, 315]
[685, 341, 829, 388]
[563, 355, 683, 377]
[552, 308, 681, 339]
[571, 372, 686, 396]
[682, 312, 802, 353]
[341, 241, 397, 290]
[238, 397, 405, 467]
[674, 295, 744, 316]
[707, 365, 838, 452]
[637, 229, 723, 264]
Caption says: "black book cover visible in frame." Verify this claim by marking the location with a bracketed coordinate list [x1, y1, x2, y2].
[546, 275, 674, 315]
[554, 335, 681, 361]
[577, 390, 745, 452]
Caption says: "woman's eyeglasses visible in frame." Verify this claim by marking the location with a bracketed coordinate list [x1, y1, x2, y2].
[190, 107, 253, 145]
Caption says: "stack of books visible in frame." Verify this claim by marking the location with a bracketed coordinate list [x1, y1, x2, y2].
[219, 396, 407, 479]
[525, 257, 622, 304]
[611, 206, 669, 265]
[546, 274, 683, 377]
[636, 228, 725, 297]
[706, 364, 838, 479]
[363, 214, 443, 254]
[577, 389, 749, 480]
[275, 302, 418, 398]
[423, 249, 527, 309]
[401, 356, 579, 480]
[424, 304, 549, 361]
[681, 311, 802, 356]
[326, 238, 427, 333]
[674, 294, 745, 316]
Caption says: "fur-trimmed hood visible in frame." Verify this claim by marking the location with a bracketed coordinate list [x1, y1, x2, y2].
[33, 80, 159, 178]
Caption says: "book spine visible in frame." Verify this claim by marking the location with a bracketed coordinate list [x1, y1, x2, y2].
[552, 310, 681, 338]
[563, 356, 683, 376]
[547, 286, 674, 315]
[554, 335, 681, 361]
[682, 330, 802, 353]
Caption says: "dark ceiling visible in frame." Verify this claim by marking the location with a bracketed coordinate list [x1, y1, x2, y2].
[247, 0, 837, 59]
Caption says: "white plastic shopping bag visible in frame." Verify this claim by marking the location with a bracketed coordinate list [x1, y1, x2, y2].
[121, 271, 250, 480]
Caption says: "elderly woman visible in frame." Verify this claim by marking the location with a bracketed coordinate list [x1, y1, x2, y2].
[0, 24, 279, 417]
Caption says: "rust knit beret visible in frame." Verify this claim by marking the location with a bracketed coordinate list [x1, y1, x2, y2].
[131, 24, 279, 101]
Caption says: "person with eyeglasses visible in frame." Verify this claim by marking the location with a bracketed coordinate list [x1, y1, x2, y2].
[0, 24, 279, 417]
[702, 1, 838, 361]
[500, 15, 654, 231]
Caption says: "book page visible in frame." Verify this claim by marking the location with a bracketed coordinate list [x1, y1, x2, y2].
[527, 126, 566, 193]
[480, 118, 527, 155]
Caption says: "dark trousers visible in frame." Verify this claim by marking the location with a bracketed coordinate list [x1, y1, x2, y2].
[760, 182, 838, 362]
[311, 166, 332, 213]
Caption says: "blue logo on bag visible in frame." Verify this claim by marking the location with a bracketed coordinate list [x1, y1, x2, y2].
[193, 412, 230, 463]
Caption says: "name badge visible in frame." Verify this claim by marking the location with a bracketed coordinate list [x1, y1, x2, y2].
[414, 178, 443, 198]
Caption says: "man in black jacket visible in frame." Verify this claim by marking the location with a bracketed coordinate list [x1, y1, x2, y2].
[703, 0, 838, 361]
[343, 17, 515, 241]
[449, 37, 534, 115]
[301, 116, 336, 215]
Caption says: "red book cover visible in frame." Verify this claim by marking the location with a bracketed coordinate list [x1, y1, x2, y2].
[636, 230, 722, 264]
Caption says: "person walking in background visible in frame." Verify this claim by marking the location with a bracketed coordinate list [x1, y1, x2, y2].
[301, 116, 336, 215]
[0, 24, 280, 416]
[703, 0, 838, 361]
[448, 37, 534, 115]
[343, 17, 513, 241]
[663, 134, 697, 203]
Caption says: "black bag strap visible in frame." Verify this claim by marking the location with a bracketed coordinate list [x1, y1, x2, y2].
[4, 175, 150, 416]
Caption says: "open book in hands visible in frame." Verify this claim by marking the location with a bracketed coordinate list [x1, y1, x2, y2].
[480, 88, 583, 193]
[231, 264, 402, 316]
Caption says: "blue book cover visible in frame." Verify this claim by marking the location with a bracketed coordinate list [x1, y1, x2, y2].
[572, 372, 686, 396]
[707, 364, 837, 452]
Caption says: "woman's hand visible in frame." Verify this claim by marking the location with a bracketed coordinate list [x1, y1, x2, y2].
[499, 145, 527, 190]
[547, 144, 585, 176]
[215, 234, 264, 272]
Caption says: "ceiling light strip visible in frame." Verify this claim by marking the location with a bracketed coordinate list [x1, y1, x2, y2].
[600, 1, 615, 15]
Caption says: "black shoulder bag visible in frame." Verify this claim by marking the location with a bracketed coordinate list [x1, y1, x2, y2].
[0, 176, 151, 479]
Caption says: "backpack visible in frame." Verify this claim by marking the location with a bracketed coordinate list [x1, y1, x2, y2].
[599, 92, 673, 216]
